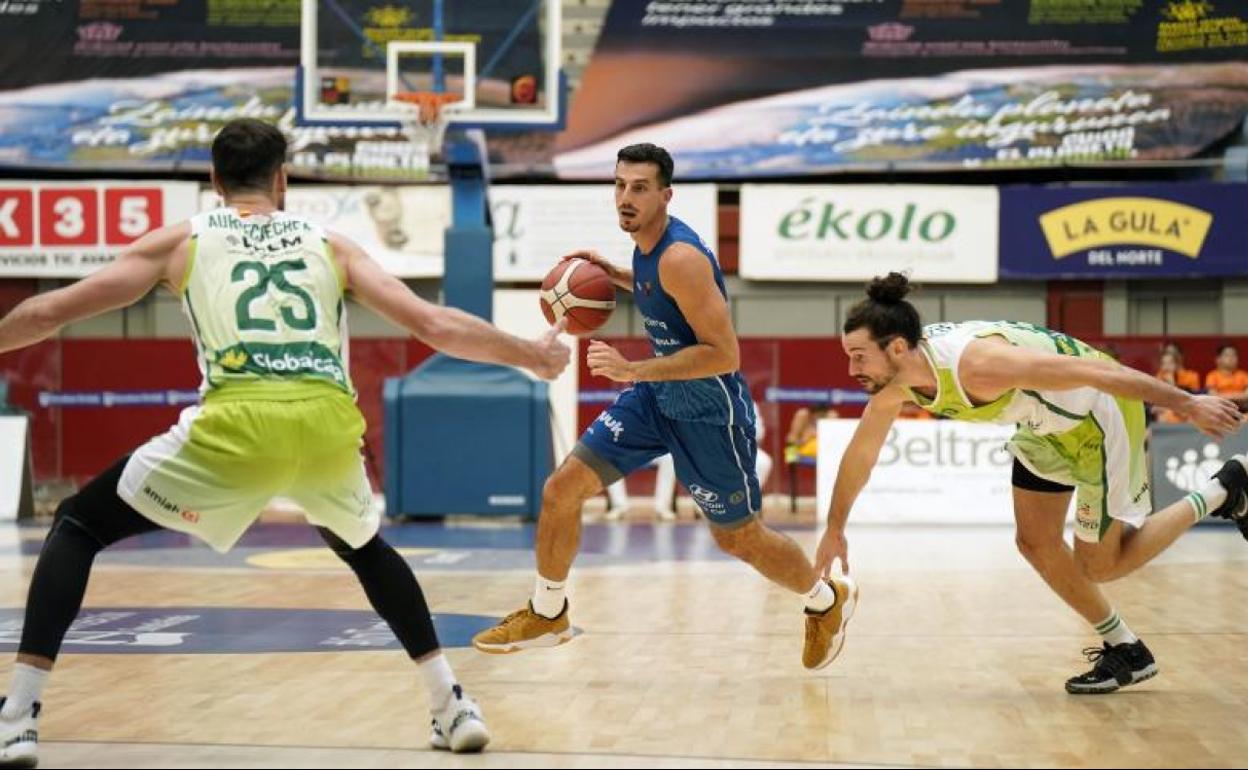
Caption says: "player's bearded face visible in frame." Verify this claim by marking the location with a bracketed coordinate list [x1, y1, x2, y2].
[615, 161, 669, 233]
[844, 330, 900, 394]
[857, 355, 899, 394]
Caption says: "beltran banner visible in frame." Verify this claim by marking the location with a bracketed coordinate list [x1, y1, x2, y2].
[816, 418, 1018, 525]
[999, 182, 1248, 278]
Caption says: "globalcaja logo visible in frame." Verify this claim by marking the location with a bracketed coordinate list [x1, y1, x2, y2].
[216, 342, 346, 385]
[1037, 197, 1212, 259]
[777, 198, 956, 244]
[219, 349, 249, 370]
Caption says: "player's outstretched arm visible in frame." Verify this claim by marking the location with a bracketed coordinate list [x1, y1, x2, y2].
[0, 222, 187, 355]
[335, 232, 570, 380]
[814, 388, 904, 577]
[961, 340, 1243, 439]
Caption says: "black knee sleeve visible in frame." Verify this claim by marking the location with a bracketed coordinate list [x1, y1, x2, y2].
[318, 529, 441, 659]
[18, 501, 107, 660]
[18, 456, 162, 661]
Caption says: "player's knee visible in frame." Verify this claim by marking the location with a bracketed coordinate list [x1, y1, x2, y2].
[1074, 551, 1115, 583]
[541, 475, 579, 514]
[1014, 531, 1053, 565]
[543, 463, 599, 511]
[51, 495, 75, 526]
[45, 495, 105, 551]
[711, 523, 755, 558]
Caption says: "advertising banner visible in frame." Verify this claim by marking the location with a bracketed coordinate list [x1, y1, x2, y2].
[0, 181, 199, 277]
[491, 184, 718, 281]
[556, 2, 1248, 178]
[999, 182, 1248, 278]
[1148, 422, 1248, 509]
[816, 418, 1018, 525]
[740, 185, 998, 282]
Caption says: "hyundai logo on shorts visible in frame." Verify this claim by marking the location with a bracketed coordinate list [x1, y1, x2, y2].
[689, 485, 719, 504]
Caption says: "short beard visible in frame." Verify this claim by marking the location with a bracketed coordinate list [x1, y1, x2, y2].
[861, 361, 899, 394]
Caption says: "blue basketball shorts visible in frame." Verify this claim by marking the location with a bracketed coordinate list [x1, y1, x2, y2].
[572, 383, 760, 528]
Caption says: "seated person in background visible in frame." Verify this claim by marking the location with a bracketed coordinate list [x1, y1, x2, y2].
[1154, 349, 1200, 424]
[1159, 342, 1201, 392]
[1205, 343, 1248, 411]
[785, 404, 839, 463]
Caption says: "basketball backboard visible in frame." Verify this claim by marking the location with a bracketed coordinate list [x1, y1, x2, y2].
[298, 0, 562, 131]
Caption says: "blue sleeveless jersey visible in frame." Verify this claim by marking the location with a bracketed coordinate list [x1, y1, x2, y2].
[632, 216, 754, 427]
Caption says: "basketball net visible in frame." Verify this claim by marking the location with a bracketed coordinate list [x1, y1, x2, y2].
[392, 91, 460, 165]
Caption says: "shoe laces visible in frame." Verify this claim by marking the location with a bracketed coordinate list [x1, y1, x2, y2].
[1081, 643, 1131, 676]
[499, 607, 535, 628]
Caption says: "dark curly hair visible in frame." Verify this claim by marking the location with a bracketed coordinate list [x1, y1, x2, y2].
[843, 272, 922, 348]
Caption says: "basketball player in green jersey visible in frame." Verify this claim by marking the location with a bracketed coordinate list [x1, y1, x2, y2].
[815, 272, 1247, 694]
[0, 118, 570, 764]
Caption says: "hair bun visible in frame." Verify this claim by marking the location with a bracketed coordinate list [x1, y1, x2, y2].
[867, 272, 912, 304]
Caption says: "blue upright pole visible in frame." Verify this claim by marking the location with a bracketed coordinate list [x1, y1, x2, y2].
[441, 131, 492, 321]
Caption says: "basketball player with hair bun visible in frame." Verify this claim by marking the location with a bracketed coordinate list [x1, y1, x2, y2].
[817, 272, 1247, 694]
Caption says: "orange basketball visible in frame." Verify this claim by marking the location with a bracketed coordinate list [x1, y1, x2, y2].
[539, 258, 616, 335]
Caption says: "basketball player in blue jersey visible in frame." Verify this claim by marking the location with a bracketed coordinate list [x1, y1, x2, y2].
[473, 144, 857, 669]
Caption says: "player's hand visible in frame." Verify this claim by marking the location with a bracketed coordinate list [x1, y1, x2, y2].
[587, 340, 637, 382]
[530, 319, 571, 380]
[1178, 394, 1244, 439]
[562, 250, 623, 281]
[814, 526, 849, 578]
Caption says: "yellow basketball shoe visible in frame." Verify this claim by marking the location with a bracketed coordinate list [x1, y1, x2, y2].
[472, 601, 573, 654]
[802, 576, 858, 670]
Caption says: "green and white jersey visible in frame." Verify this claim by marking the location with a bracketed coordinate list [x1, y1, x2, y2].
[903, 320, 1110, 435]
[903, 320, 1149, 543]
[182, 207, 353, 398]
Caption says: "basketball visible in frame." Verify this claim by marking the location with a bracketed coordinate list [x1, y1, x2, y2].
[539, 258, 616, 335]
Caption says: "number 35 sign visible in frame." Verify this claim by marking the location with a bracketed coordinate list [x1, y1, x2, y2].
[0, 182, 200, 277]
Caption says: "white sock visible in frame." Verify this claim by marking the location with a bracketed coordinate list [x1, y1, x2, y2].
[531, 575, 566, 620]
[1186, 477, 1229, 523]
[1094, 610, 1138, 647]
[418, 652, 457, 710]
[802, 579, 836, 613]
[2, 664, 48, 719]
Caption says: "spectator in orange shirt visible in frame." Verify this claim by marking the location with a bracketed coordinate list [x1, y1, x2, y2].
[1205, 344, 1248, 410]
[1153, 350, 1198, 424]
[1156, 347, 1201, 392]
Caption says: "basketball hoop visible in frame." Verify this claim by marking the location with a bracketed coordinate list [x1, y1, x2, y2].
[393, 91, 461, 159]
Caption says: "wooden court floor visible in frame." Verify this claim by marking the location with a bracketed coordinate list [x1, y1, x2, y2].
[0, 511, 1245, 768]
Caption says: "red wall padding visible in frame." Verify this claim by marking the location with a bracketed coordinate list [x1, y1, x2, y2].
[0, 339, 434, 487]
[1, 335, 1240, 492]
